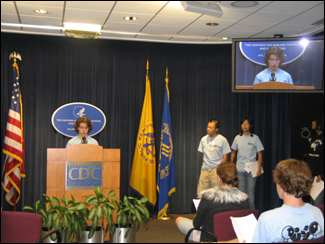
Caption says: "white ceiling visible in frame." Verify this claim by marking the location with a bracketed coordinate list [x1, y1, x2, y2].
[1, 1, 324, 44]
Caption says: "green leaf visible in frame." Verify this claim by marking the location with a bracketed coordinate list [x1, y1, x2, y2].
[92, 215, 99, 229]
[63, 214, 69, 227]
[96, 205, 103, 219]
[66, 227, 72, 243]
[47, 213, 53, 229]
[106, 202, 116, 209]
[35, 200, 42, 214]
[88, 227, 95, 240]
[85, 194, 96, 204]
[63, 195, 68, 206]
[110, 224, 116, 236]
[134, 208, 142, 222]
[122, 214, 127, 227]
[76, 202, 88, 210]
[135, 205, 145, 215]
[88, 215, 99, 239]
[52, 196, 60, 206]
[88, 207, 96, 220]
[122, 207, 130, 212]
[43, 194, 51, 203]
[74, 220, 79, 235]
[108, 189, 116, 197]
[22, 206, 34, 211]
[123, 195, 130, 207]
[39, 209, 47, 220]
[52, 212, 59, 221]
[140, 196, 148, 203]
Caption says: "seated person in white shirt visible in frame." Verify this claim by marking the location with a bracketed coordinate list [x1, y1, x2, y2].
[253, 46, 293, 85]
[66, 117, 99, 146]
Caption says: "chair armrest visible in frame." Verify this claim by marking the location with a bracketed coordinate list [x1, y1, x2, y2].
[38, 229, 61, 243]
[185, 227, 217, 243]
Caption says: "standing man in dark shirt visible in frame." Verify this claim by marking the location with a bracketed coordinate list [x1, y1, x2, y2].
[307, 117, 324, 206]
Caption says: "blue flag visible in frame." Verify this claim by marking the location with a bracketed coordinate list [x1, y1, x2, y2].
[157, 69, 175, 219]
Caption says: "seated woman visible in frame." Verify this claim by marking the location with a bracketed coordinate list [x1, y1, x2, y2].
[175, 162, 250, 242]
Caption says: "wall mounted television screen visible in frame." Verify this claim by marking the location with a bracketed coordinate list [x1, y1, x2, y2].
[232, 37, 324, 93]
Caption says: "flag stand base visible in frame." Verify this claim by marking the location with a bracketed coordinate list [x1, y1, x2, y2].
[160, 214, 173, 220]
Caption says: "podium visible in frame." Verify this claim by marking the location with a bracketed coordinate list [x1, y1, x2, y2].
[47, 144, 120, 241]
[236, 82, 315, 90]
[253, 81, 294, 89]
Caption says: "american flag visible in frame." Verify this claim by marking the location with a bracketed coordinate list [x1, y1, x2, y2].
[2, 62, 25, 206]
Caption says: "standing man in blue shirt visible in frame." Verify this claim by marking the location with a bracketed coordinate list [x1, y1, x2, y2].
[253, 46, 293, 84]
[197, 118, 231, 196]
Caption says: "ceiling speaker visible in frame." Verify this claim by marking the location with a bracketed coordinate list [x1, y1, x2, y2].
[181, 1, 223, 17]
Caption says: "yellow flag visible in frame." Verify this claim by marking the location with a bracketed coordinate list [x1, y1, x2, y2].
[130, 62, 156, 206]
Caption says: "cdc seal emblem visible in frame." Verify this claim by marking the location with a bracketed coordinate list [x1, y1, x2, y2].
[159, 123, 173, 162]
[138, 122, 155, 165]
[158, 123, 173, 179]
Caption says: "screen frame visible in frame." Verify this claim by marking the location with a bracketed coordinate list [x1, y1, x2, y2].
[232, 36, 324, 93]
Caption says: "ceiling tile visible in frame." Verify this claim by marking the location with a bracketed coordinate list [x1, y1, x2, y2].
[141, 25, 182, 35]
[113, 1, 167, 14]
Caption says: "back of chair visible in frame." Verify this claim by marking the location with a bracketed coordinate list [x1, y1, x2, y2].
[213, 208, 259, 241]
[317, 205, 324, 216]
[1, 211, 43, 243]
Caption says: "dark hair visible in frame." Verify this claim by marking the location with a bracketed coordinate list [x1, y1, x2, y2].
[273, 159, 313, 198]
[217, 162, 239, 187]
[74, 117, 93, 134]
[263, 46, 286, 67]
[314, 117, 324, 132]
[209, 118, 220, 128]
[239, 117, 254, 137]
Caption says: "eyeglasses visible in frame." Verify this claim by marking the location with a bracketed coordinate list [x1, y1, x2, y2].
[269, 59, 280, 63]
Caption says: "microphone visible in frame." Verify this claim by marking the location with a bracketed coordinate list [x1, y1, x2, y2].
[270, 73, 276, 81]
[81, 137, 88, 144]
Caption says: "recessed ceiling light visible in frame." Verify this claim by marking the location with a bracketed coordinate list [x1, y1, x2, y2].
[222, 37, 229, 40]
[230, 1, 259, 8]
[206, 22, 219, 26]
[34, 9, 48, 14]
[124, 16, 137, 21]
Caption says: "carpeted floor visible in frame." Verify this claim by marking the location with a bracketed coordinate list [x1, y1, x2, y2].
[135, 213, 195, 243]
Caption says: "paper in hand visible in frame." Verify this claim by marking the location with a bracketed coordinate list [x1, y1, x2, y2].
[230, 213, 258, 243]
[310, 176, 324, 200]
[193, 199, 201, 211]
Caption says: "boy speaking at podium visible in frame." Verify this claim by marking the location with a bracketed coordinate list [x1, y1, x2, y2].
[66, 117, 99, 146]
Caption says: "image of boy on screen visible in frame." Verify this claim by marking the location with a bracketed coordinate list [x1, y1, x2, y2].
[253, 46, 293, 84]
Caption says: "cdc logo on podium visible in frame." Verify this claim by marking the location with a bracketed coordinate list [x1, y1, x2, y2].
[66, 162, 102, 190]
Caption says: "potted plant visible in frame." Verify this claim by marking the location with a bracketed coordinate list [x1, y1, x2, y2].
[75, 186, 118, 242]
[110, 195, 150, 243]
[23, 194, 81, 243]
[57, 194, 87, 243]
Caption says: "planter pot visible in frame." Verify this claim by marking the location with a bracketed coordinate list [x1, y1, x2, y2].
[110, 225, 135, 243]
[41, 228, 66, 243]
[80, 226, 104, 243]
